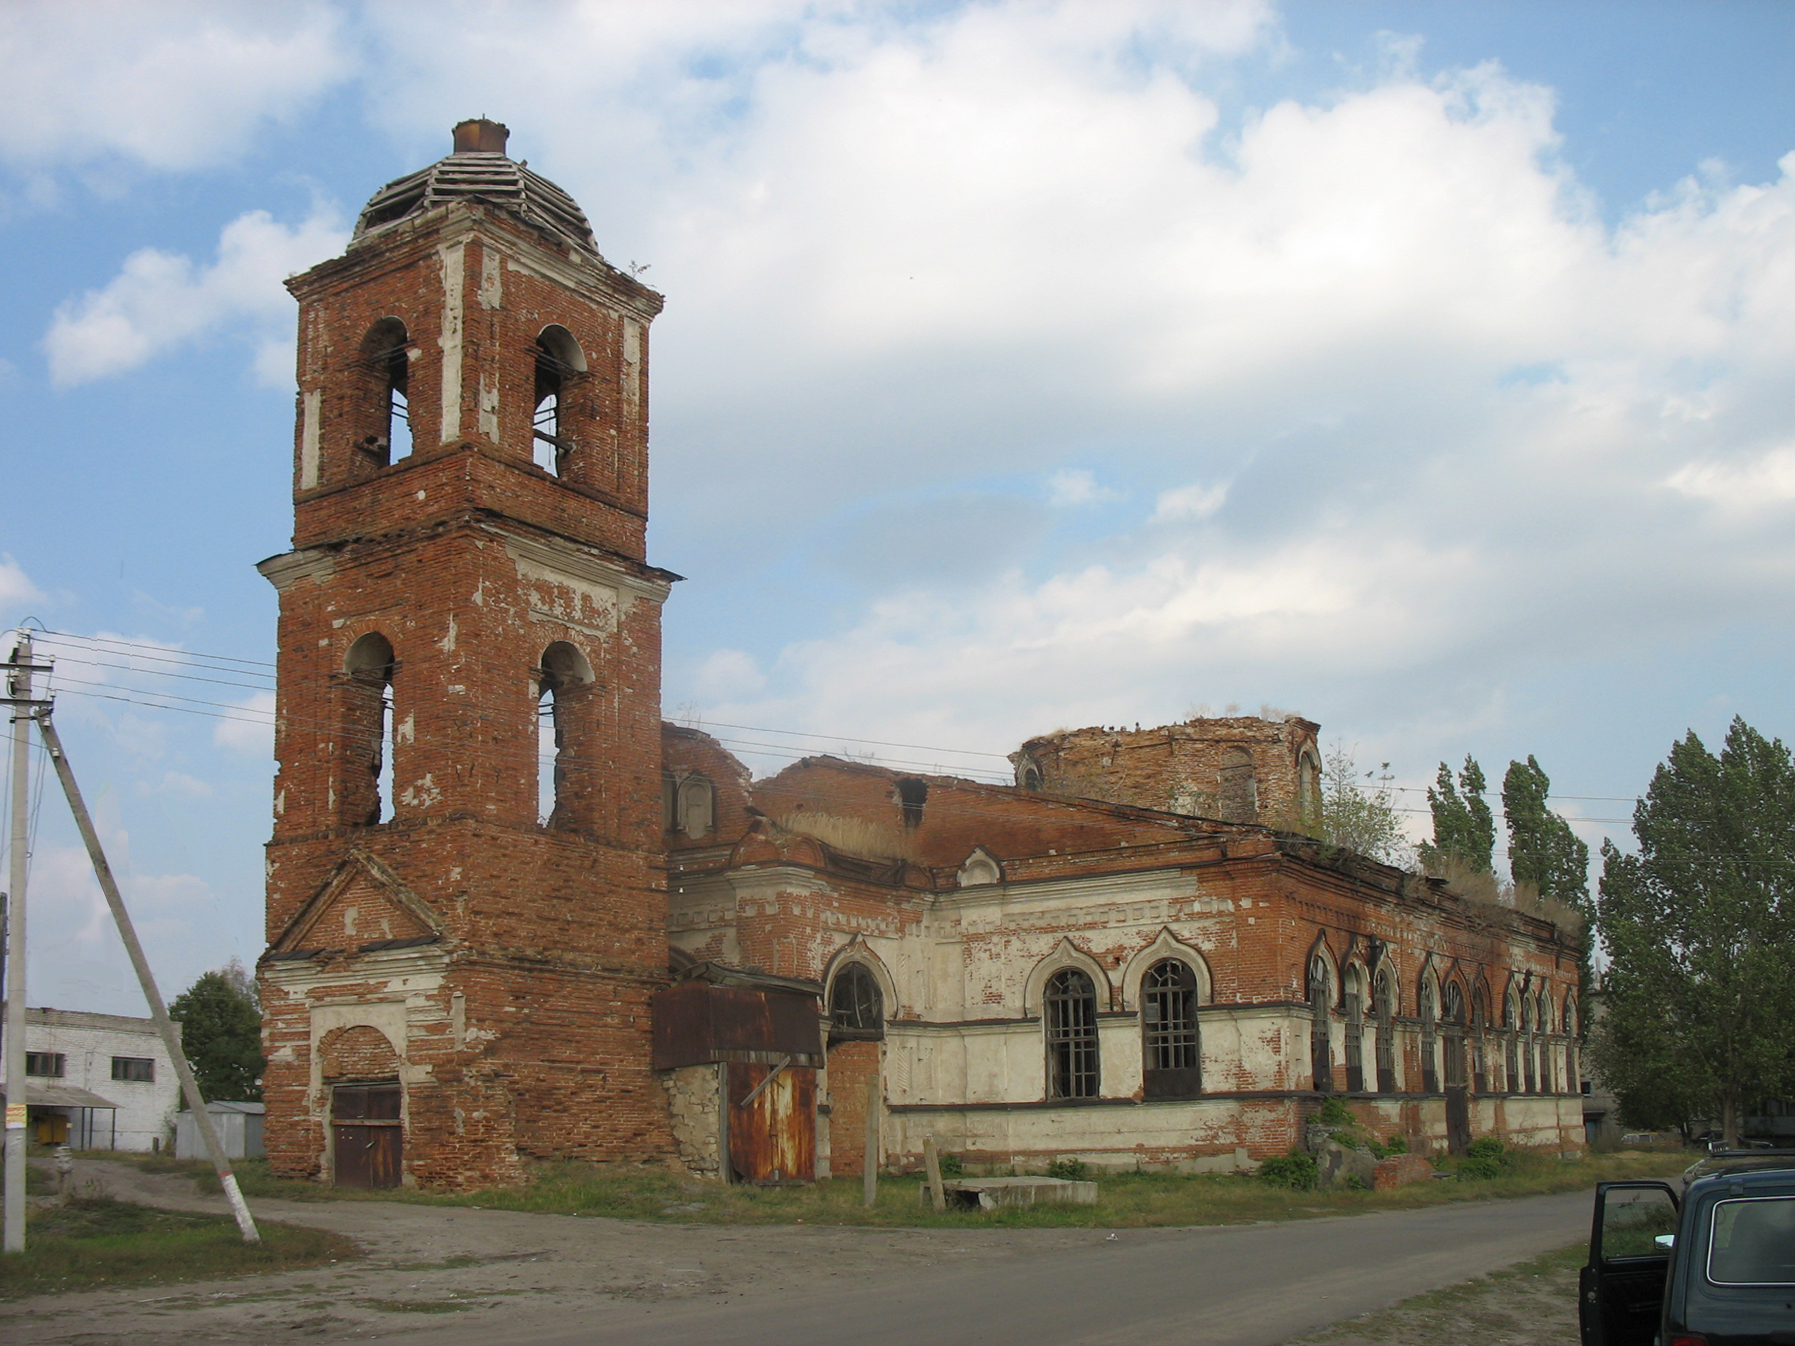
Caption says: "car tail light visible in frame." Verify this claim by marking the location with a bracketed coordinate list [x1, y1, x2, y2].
[1667, 1336, 1707, 1346]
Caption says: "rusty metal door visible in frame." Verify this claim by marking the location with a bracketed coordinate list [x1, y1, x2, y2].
[728, 1061, 815, 1184]
[332, 1084, 402, 1188]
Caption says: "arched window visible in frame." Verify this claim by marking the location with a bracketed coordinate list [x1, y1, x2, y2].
[1471, 987, 1491, 1094]
[1521, 993, 1537, 1094]
[536, 641, 593, 829]
[1298, 749, 1322, 824]
[1045, 968, 1099, 1100]
[356, 318, 411, 469]
[1019, 758, 1043, 792]
[1342, 965, 1366, 1093]
[1563, 996, 1579, 1097]
[1418, 977, 1439, 1093]
[1141, 959, 1200, 1099]
[1308, 955, 1333, 1092]
[1538, 992, 1556, 1094]
[1373, 966, 1398, 1093]
[1504, 989, 1520, 1094]
[1441, 982, 1467, 1090]
[1219, 746, 1258, 823]
[829, 964, 884, 1039]
[677, 775, 715, 838]
[533, 325, 586, 476]
[343, 632, 396, 825]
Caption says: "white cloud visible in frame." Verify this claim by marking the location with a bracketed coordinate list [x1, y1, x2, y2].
[1667, 445, 1795, 512]
[0, 2, 353, 172]
[692, 649, 767, 703]
[1046, 469, 1121, 507]
[44, 205, 347, 388]
[214, 691, 277, 754]
[1153, 481, 1229, 521]
[0, 556, 43, 610]
[140, 770, 215, 800]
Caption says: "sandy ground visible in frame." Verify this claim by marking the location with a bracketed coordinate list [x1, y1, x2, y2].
[2, 1160, 1593, 1346]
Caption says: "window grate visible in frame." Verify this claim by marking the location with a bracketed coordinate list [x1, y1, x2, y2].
[1142, 960, 1198, 1071]
[1045, 968, 1099, 1099]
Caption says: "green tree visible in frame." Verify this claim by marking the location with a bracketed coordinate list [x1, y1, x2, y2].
[1505, 755, 1594, 1040]
[1502, 756, 1591, 910]
[169, 959, 264, 1103]
[1591, 719, 1795, 1145]
[1420, 756, 1495, 876]
[1318, 742, 1413, 868]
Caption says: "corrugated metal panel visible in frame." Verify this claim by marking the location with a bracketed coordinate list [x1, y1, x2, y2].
[652, 981, 823, 1069]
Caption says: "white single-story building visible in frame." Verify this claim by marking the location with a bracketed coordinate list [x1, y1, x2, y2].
[1, 1007, 181, 1151]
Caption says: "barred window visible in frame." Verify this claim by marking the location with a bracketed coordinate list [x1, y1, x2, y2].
[111, 1056, 155, 1083]
[1374, 967, 1398, 1093]
[1142, 959, 1200, 1099]
[1046, 968, 1100, 1099]
[829, 964, 884, 1038]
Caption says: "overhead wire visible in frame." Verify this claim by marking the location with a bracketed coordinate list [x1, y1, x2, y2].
[22, 627, 1652, 827]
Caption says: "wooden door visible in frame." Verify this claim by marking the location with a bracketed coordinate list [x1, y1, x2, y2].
[1445, 1086, 1471, 1156]
[332, 1084, 402, 1188]
[727, 1061, 815, 1184]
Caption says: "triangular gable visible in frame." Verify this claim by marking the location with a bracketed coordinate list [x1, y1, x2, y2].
[271, 849, 443, 954]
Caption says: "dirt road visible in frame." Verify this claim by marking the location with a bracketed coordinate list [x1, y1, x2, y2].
[2, 1161, 1591, 1346]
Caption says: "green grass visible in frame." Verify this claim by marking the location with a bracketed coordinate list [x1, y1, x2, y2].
[101, 1147, 1692, 1230]
[0, 1195, 359, 1300]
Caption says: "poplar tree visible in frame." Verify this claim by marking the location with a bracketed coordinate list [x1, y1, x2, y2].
[1420, 756, 1495, 875]
[1502, 756, 1591, 910]
[1592, 719, 1795, 1145]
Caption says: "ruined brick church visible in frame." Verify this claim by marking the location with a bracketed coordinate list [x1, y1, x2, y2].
[257, 122, 1585, 1190]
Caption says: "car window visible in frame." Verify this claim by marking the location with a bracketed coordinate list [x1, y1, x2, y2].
[1709, 1197, 1795, 1285]
[1603, 1186, 1679, 1257]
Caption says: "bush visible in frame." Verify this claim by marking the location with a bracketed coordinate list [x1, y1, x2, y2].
[1046, 1158, 1088, 1182]
[1317, 1097, 1355, 1127]
[937, 1153, 964, 1178]
[1257, 1151, 1319, 1190]
[1458, 1137, 1509, 1180]
[1369, 1134, 1408, 1159]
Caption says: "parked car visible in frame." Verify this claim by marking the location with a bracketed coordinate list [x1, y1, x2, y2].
[1580, 1152, 1795, 1345]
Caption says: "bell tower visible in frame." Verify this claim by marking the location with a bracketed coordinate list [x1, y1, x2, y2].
[257, 121, 676, 1188]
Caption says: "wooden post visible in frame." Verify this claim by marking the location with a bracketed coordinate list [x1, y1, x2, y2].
[924, 1136, 947, 1212]
[862, 1075, 879, 1208]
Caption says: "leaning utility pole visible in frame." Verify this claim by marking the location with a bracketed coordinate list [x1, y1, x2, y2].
[33, 706, 260, 1244]
[3, 633, 41, 1254]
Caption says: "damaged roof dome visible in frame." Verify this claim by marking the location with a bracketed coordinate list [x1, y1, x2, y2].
[353, 119, 602, 260]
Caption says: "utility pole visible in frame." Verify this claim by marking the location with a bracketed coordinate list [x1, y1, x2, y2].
[4, 632, 40, 1254]
[33, 710, 259, 1243]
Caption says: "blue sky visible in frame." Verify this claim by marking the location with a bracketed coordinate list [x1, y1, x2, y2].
[2, 0, 1792, 1014]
